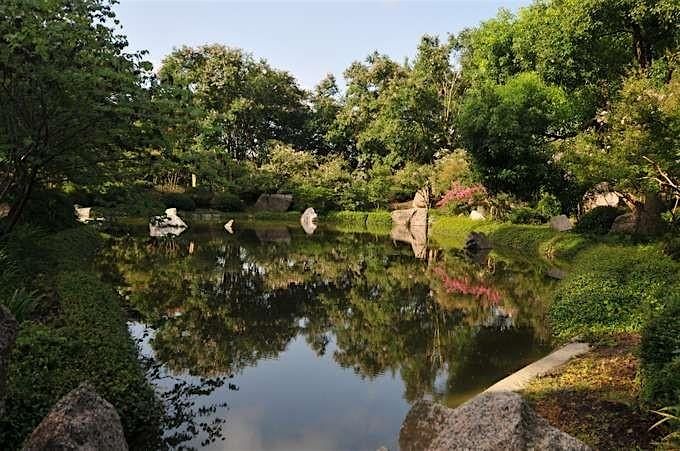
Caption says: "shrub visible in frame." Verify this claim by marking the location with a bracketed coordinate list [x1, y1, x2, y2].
[535, 192, 561, 218]
[508, 206, 546, 224]
[574, 206, 621, 234]
[162, 192, 196, 211]
[0, 272, 163, 450]
[20, 190, 77, 232]
[429, 150, 474, 197]
[661, 235, 680, 261]
[187, 187, 214, 208]
[211, 192, 244, 212]
[640, 300, 680, 406]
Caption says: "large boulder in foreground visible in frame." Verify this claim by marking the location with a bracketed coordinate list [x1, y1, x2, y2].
[0, 306, 18, 417]
[253, 194, 293, 212]
[22, 383, 128, 451]
[399, 391, 590, 451]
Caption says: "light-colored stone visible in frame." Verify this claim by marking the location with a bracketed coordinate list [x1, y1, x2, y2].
[582, 182, 620, 212]
[300, 208, 318, 235]
[73, 205, 92, 223]
[0, 203, 11, 218]
[0, 306, 18, 417]
[253, 194, 293, 212]
[149, 209, 188, 237]
[22, 383, 128, 451]
[224, 220, 234, 234]
[410, 208, 428, 227]
[391, 224, 428, 259]
[485, 342, 590, 393]
[399, 391, 590, 451]
[391, 208, 415, 226]
[413, 186, 430, 209]
[546, 267, 568, 280]
[469, 210, 485, 221]
[549, 214, 572, 232]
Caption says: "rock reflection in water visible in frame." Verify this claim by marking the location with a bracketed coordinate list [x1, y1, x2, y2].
[101, 225, 555, 449]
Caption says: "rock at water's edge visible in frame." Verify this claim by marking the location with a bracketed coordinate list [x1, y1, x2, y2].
[399, 391, 590, 451]
[22, 383, 128, 451]
[300, 207, 318, 235]
[0, 306, 18, 417]
[470, 210, 485, 221]
[550, 214, 573, 232]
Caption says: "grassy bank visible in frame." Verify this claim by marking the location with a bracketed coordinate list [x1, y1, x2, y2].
[0, 226, 162, 450]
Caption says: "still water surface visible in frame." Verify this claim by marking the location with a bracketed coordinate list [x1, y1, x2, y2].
[102, 224, 555, 450]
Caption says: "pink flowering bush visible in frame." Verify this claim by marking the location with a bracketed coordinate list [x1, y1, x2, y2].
[435, 181, 486, 212]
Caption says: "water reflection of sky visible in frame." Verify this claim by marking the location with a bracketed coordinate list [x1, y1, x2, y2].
[132, 323, 408, 451]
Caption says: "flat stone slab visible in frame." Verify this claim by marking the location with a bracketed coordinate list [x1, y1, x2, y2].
[485, 342, 590, 393]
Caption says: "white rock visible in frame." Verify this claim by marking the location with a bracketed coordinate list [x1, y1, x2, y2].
[470, 210, 485, 221]
[300, 208, 318, 235]
[224, 219, 234, 234]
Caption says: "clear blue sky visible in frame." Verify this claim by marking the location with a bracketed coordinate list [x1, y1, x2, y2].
[114, 0, 530, 89]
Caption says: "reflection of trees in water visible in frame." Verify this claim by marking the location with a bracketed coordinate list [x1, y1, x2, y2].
[105, 229, 554, 431]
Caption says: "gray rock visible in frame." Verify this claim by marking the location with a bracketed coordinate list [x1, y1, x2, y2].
[464, 231, 491, 252]
[22, 383, 128, 451]
[399, 391, 590, 451]
[0, 306, 18, 417]
[224, 219, 234, 234]
[550, 214, 573, 232]
[253, 194, 293, 212]
[546, 267, 568, 280]
[300, 208, 318, 235]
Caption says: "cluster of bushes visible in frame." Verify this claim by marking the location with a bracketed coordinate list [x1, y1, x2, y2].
[0, 226, 163, 450]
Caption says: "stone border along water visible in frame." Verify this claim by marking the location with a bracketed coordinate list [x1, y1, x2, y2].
[485, 342, 591, 393]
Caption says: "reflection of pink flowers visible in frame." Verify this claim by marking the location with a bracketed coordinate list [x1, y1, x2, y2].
[433, 266, 501, 304]
[436, 182, 486, 208]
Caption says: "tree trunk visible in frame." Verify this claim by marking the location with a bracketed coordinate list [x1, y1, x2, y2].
[631, 23, 652, 69]
[2, 170, 37, 235]
[634, 191, 664, 235]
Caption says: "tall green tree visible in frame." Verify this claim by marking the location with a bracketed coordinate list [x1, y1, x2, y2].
[458, 72, 575, 199]
[0, 0, 152, 233]
[158, 45, 309, 163]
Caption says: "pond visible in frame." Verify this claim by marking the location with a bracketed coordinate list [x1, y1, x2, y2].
[101, 222, 556, 450]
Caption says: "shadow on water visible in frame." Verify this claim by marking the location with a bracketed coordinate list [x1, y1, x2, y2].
[99, 223, 556, 450]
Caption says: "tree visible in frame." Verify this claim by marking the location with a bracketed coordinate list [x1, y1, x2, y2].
[457, 72, 575, 199]
[158, 45, 309, 163]
[331, 36, 460, 166]
[562, 66, 680, 232]
[0, 0, 152, 234]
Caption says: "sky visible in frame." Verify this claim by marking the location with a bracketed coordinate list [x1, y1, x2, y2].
[114, 0, 530, 89]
